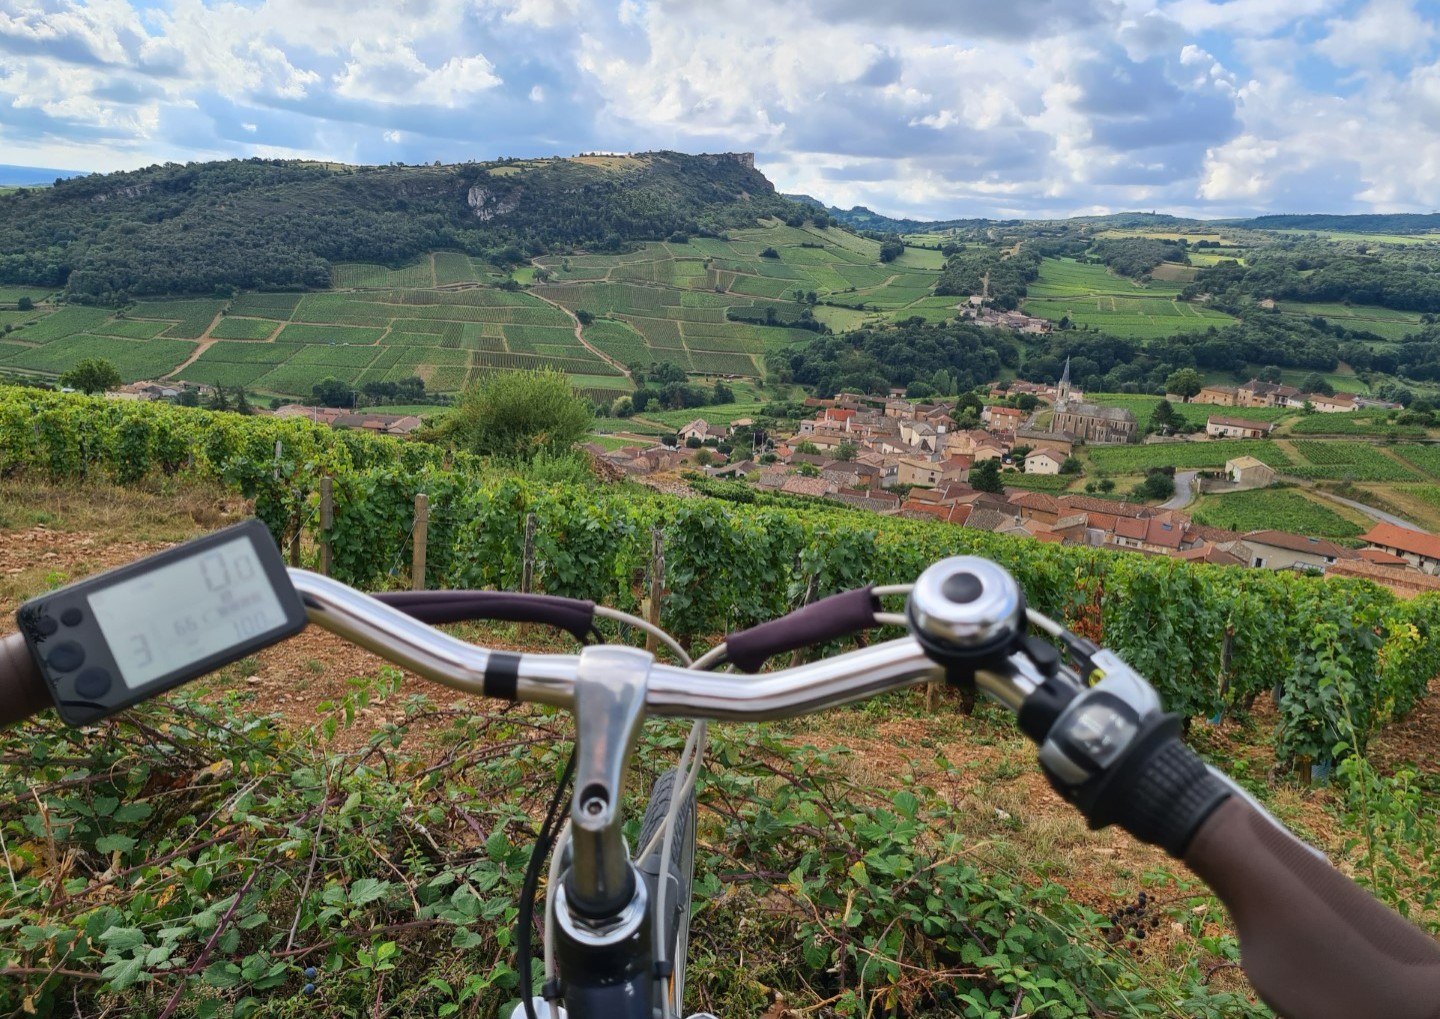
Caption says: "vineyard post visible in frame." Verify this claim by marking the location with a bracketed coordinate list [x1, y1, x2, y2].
[412, 492, 429, 592]
[521, 513, 537, 594]
[789, 573, 818, 668]
[273, 439, 282, 482]
[319, 476, 333, 578]
[288, 487, 301, 567]
[645, 527, 664, 654]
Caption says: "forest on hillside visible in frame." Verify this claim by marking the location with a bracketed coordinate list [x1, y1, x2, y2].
[0, 155, 808, 302]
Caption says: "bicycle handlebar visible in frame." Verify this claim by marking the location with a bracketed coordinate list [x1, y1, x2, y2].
[4, 562, 1439, 1019]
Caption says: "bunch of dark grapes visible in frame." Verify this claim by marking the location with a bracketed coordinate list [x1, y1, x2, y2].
[1105, 891, 1161, 956]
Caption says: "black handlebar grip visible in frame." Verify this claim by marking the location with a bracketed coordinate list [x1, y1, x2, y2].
[0, 630, 51, 728]
[725, 587, 880, 673]
[373, 591, 596, 645]
[1185, 796, 1440, 1019]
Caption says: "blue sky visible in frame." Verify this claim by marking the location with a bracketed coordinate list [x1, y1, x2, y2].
[2, 0, 1438, 219]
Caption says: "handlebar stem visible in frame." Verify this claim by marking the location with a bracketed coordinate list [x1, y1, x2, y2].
[565, 646, 649, 918]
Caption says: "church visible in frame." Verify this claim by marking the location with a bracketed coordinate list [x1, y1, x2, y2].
[1048, 358, 1138, 445]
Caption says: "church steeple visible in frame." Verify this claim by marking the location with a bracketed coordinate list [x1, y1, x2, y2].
[1057, 356, 1072, 404]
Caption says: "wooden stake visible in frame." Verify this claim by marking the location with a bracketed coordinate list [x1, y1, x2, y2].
[645, 528, 664, 654]
[412, 492, 429, 591]
[521, 513, 537, 594]
[319, 476, 333, 578]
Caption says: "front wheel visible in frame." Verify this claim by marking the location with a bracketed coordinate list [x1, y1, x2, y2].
[637, 767, 697, 1018]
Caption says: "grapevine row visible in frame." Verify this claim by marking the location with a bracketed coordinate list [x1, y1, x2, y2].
[2, 389, 1437, 765]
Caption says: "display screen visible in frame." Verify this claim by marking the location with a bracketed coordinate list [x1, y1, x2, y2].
[88, 535, 291, 690]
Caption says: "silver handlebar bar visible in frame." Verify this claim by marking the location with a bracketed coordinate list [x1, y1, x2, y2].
[289, 569, 1054, 719]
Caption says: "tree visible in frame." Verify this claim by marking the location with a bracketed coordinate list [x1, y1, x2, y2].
[1097, 478, 1116, 494]
[1014, 393, 1039, 411]
[1301, 372, 1335, 396]
[1059, 456, 1082, 474]
[610, 395, 634, 418]
[693, 448, 715, 467]
[1164, 368, 1203, 400]
[432, 368, 591, 460]
[58, 357, 121, 394]
[970, 458, 1003, 493]
[16, 296, 33, 311]
[234, 388, 254, 415]
[207, 385, 230, 412]
[576, 309, 594, 325]
[1133, 471, 1175, 501]
[312, 377, 355, 408]
[835, 441, 858, 461]
[711, 382, 735, 404]
[760, 247, 780, 259]
[796, 440, 820, 455]
[176, 389, 201, 407]
[1150, 399, 1179, 431]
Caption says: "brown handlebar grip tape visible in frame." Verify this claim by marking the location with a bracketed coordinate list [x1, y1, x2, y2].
[1184, 796, 1440, 1019]
[0, 631, 51, 728]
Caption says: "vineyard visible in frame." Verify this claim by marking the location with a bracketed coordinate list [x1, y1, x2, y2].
[1087, 440, 1293, 474]
[2, 388, 1437, 770]
[1288, 441, 1423, 482]
[1189, 488, 1366, 539]
[3, 388, 1440, 1019]
[0, 221, 967, 396]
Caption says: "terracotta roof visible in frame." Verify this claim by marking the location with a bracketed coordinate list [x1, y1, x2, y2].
[1327, 559, 1440, 597]
[1113, 516, 1148, 540]
[944, 503, 973, 526]
[1243, 530, 1353, 559]
[1174, 543, 1245, 566]
[1030, 528, 1066, 544]
[780, 476, 832, 498]
[1059, 495, 1150, 518]
[1225, 456, 1270, 470]
[1208, 416, 1274, 431]
[964, 509, 1013, 532]
[1357, 547, 1410, 567]
[1009, 491, 1061, 512]
[1361, 522, 1440, 562]
[1186, 522, 1248, 544]
[1087, 511, 1119, 533]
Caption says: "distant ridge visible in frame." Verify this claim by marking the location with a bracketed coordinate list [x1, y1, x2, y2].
[0, 164, 87, 186]
[787, 195, 1440, 237]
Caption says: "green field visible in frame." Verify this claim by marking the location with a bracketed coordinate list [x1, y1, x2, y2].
[1020, 259, 1237, 338]
[1190, 488, 1364, 538]
[1287, 441, 1421, 482]
[1087, 440, 1293, 474]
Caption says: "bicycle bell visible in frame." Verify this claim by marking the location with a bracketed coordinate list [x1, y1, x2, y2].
[906, 556, 1028, 673]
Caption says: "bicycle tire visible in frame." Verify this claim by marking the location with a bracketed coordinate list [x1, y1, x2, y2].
[637, 767, 697, 1017]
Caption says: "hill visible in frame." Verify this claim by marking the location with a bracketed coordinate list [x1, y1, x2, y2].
[0, 153, 810, 302]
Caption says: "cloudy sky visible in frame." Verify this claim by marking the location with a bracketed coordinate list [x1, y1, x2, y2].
[2, 0, 1438, 219]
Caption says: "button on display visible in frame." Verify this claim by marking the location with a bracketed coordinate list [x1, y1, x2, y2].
[47, 641, 85, 672]
[60, 607, 83, 627]
[36, 616, 59, 636]
[74, 667, 112, 700]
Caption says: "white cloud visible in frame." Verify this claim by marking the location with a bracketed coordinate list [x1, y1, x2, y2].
[0, 0, 1436, 217]
[333, 44, 500, 106]
[1314, 0, 1437, 67]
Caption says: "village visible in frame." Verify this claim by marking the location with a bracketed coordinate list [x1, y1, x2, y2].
[105, 371, 1440, 598]
[589, 367, 1438, 599]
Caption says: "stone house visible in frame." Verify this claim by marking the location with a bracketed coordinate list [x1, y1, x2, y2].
[1024, 448, 1065, 474]
[1206, 416, 1275, 439]
[1361, 522, 1440, 575]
